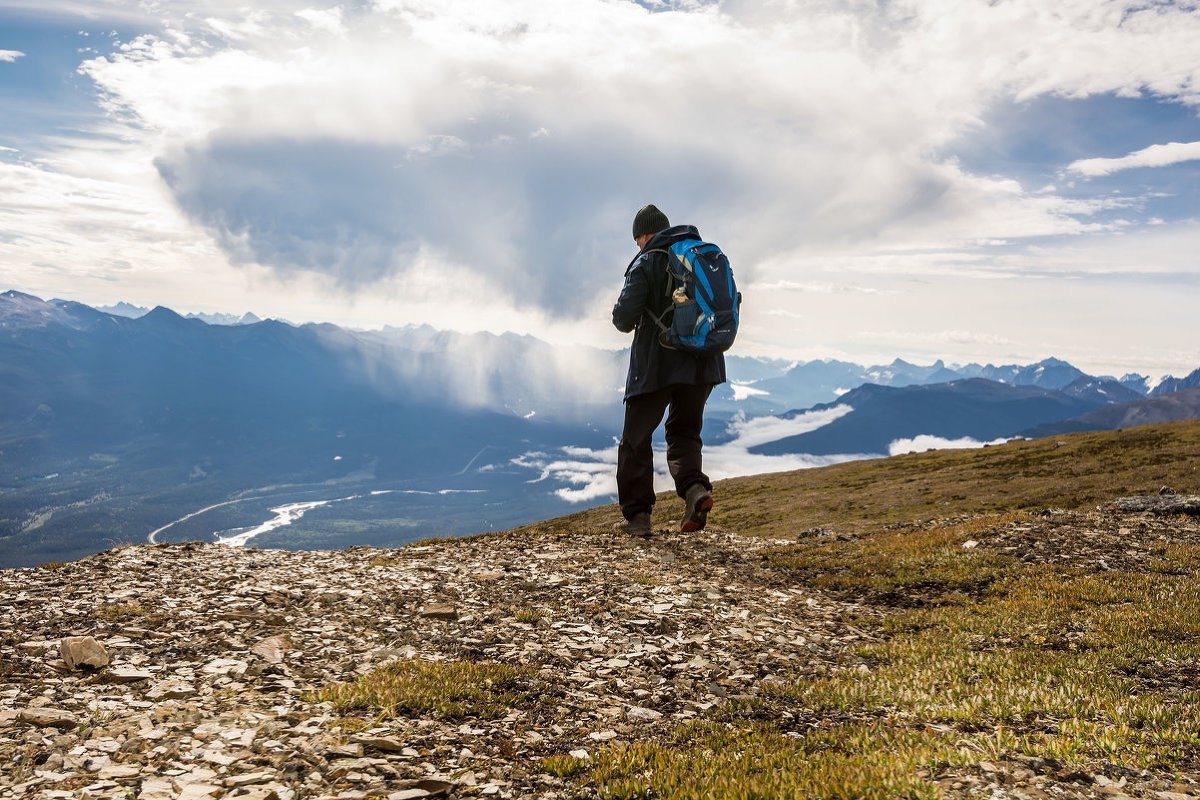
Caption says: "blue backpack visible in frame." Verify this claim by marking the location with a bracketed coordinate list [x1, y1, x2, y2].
[645, 239, 740, 355]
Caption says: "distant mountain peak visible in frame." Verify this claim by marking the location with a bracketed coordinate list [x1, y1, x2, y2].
[96, 301, 150, 319]
[140, 306, 191, 324]
[186, 310, 264, 326]
[1, 289, 42, 302]
[1151, 367, 1200, 397]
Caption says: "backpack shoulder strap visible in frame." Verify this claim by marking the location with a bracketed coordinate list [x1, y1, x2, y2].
[626, 248, 677, 340]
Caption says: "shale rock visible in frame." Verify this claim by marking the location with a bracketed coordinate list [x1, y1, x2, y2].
[16, 707, 77, 728]
[3, 507, 1199, 798]
[1111, 495, 1200, 515]
[58, 635, 108, 669]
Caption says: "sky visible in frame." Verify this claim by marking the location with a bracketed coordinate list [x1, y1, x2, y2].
[1, 0, 1199, 378]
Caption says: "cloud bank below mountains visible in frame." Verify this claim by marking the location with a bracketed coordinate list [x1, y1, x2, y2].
[888, 435, 1009, 457]
[516, 418, 1022, 505]
[515, 406, 859, 503]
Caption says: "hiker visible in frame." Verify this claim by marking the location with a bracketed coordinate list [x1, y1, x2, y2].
[611, 204, 728, 538]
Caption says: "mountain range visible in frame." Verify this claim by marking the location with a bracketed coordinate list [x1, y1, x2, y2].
[3, 288, 1199, 567]
[731, 355, 1180, 415]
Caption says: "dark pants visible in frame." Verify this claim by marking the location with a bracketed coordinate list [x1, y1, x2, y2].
[617, 383, 714, 520]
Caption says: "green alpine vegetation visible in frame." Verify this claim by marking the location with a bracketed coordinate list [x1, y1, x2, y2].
[536, 421, 1200, 798]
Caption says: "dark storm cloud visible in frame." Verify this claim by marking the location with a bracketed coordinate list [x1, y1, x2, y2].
[156, 124, 750, 312]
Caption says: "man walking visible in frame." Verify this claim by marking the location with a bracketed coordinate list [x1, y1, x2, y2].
[612, 204, 726, 538]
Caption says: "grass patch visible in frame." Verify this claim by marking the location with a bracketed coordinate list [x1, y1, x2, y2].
[773, 567, 1200, 768]
[329, 716, 369, 733]
[512, 608, 544, 623]
[573, 720, 967, 800]
[314, 659, 538, 720]
[94, 601, 149, 621]
[766, 513, 1024, 604]
[625, 569, 667, 587]
[1150, 541, 1200, 573]
[542, 754, 591, 778]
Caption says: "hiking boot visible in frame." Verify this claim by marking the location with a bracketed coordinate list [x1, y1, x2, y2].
[614, 512, 652, 538]
[681, 483, 713, 532]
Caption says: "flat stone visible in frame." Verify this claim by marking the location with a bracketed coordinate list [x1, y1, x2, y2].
[202, 657, 248, 676]
[235, 788, 280, 800]
[109, 667, 154, 683]
[420, 604, 458, 620]
[353, 735, 408, 752]
[626, 706, 663, 722]
[224, 771, 276, 787]
[137, 776, 174, 799]
[1112, 495, 1200, 515]
[326, 743, 364, 758]
[146, 679, 196, 700]
[98, 764, 142, 779]
[60, 636, 110, 669]
[203, 749, 239, 766]
[251, 636, 288, 664]
[17, 707, 78, 729]
[471, 570, 505, 582]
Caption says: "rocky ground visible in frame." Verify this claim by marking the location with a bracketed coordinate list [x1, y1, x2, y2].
[2, 503, 1199, 799]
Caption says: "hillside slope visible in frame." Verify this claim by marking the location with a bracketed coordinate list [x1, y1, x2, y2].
[3, 421, 1199, 799]
[722, 420, 1200, 538]
[1022, 387, 1200, 437]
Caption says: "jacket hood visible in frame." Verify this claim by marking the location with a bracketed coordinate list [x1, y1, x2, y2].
[644, 224, 701, 251]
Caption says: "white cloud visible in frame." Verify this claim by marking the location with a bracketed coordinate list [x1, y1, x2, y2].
[1068, 140, 1200, 177]
[889, 435, 1009, 456]
[749, 280, 883, 295]
[854, 329, 1017, 347]
[55, 1, 1200, 309]
[295, 6, 345, 35]
[721, 407, 853, 450]
[0, 50, 27, 62]
[512, 446, 619, 503]
[729, 382, 769, 401]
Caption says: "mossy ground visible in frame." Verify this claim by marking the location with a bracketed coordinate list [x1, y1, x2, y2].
[551, 422, 1200, 797]
[314, 660, 540, 721]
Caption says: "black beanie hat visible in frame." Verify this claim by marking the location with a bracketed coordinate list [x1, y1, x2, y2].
[632, 204, 670, 239]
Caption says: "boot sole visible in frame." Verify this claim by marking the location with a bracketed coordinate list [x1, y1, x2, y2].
[681, 495, 714, 533]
